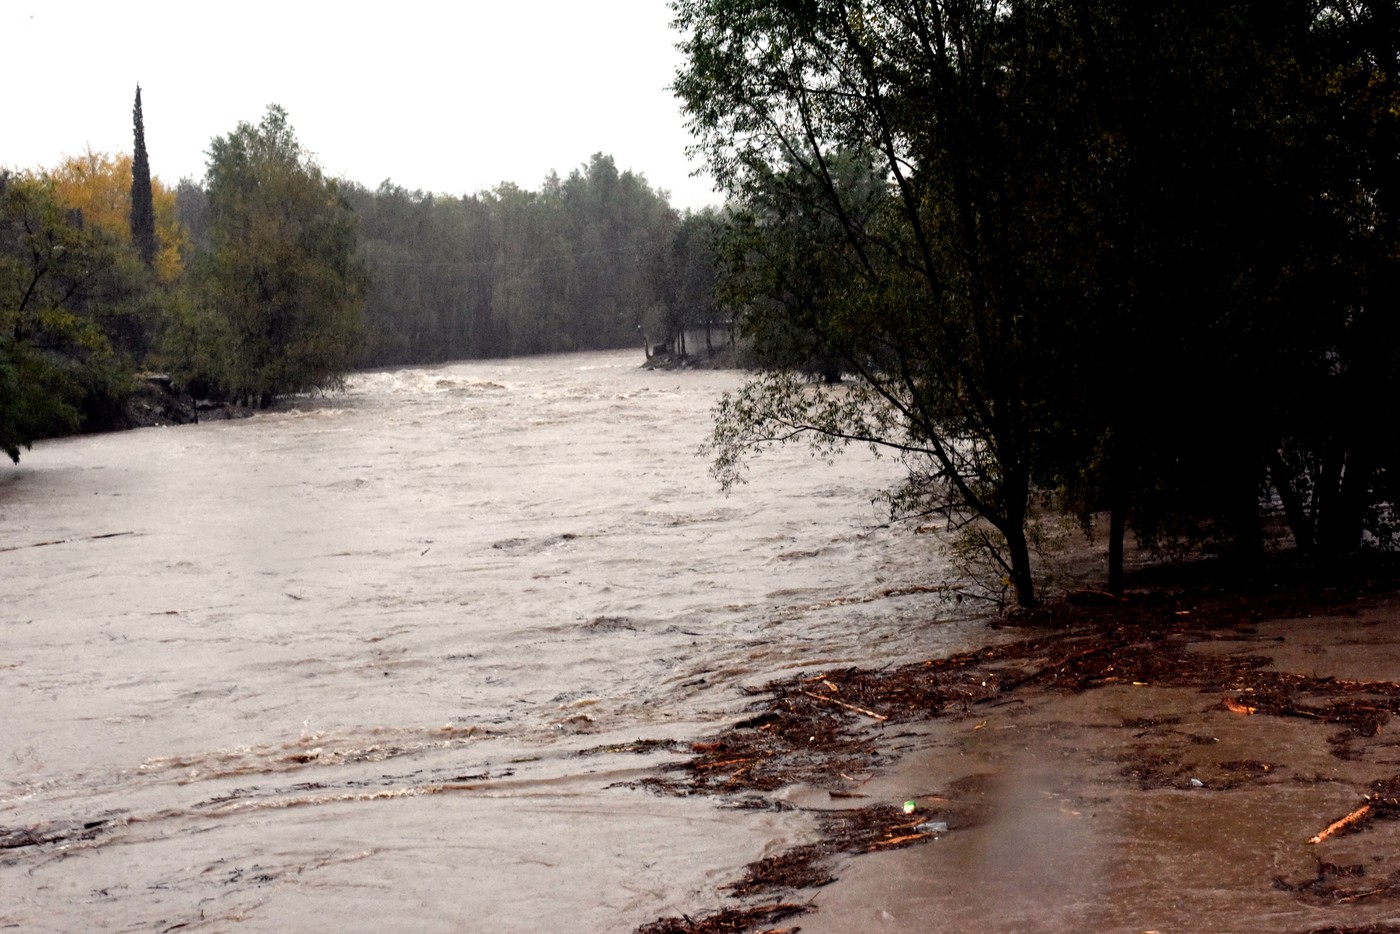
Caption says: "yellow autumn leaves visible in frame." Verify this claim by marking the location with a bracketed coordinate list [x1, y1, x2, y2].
[30, 148, 186, 283]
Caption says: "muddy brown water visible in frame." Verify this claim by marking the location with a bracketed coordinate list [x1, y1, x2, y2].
[1, 350, 994, 932]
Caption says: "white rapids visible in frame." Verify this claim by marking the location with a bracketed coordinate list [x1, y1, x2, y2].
[0, 349, 989, 933]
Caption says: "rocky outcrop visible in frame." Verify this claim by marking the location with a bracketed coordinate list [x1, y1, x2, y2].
[119, 375, 252, 429]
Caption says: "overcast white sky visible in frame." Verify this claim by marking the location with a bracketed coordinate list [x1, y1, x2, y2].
[6, 1, 721, 211]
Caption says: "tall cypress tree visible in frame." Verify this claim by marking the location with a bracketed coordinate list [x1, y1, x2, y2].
[130, 84, 157, 269]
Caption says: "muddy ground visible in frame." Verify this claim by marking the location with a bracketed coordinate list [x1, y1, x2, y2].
[633, 557, 1400, 934]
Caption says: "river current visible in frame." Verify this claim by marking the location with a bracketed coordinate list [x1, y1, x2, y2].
[1, 349, 987, 932]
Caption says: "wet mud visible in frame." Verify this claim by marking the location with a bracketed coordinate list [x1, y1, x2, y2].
[636, 565, 1400, 933]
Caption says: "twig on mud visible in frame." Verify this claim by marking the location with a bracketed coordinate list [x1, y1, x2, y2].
[0, 531, 137, 553]
[867, 831, 932, 849]
[1308, 804, 1374, 844]
[696, 758, 752, 771]
[1223, 696, 1258, 715]
[798, 690, 889, 722]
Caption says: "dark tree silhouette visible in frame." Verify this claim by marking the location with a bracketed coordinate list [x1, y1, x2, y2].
[129, 85, 157, 269]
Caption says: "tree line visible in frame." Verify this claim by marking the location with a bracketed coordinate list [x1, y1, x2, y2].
[3, 94, 725, 463]
[340, 155, 723, 366]
[2, 98, 366, 456]
[678, 0, 1399, 605]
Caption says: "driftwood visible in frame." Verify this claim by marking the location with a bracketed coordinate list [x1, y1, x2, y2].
[1307, 804, 1373, 845]
[636, 903, 811, 934]
[798, 689, 889, 722]
[695, 757, 751, 771]
[867, 831, 932, 849]
[1223, 696, 1258, 715]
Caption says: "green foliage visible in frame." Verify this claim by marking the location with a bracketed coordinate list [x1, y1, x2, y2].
[677, 0, 1108, 606]
[7, 107, 719, 452]
[185, 105, 366, 404]
[0, 340, 79, 464]
[676, 0, 1400, 604]
[1051, 0, 1400, 566]
[344, 181, 494, 364]
[719, 148, 889, 380]
[0, 171, 140, 460]
[646, 207, 727, 357]
[156, 281, 235, 400]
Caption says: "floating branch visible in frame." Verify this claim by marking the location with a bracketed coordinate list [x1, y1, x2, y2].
[798, 689, 889, 722]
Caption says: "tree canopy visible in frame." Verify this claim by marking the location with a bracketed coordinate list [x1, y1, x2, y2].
[346, 154, 691, 366]
[45, 150, 183, 283]
[174, 105, 366, 405]
[0, 172, 143, 460]
[676, 0, 1400, 605]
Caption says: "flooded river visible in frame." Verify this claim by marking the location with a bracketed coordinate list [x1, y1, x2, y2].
[1, 350, 985, 932]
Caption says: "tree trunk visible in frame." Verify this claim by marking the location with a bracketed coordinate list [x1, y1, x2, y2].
[1224, 454, 1265, 565]
[1101, 432, 1128, 596]
[1314, 443, 1346, 554]
[1108, 499, 1126, 597]
[1266, 449, 1314, 555]
[1318, 448, 1373, 558]
[1003, 523, 1037, 609]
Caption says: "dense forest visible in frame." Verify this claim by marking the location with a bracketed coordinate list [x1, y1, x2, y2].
[175, 152, 727, 368]
[348, 158, 724, 366]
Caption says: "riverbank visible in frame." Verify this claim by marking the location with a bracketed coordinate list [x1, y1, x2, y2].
[636, 556, 1400, 934]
